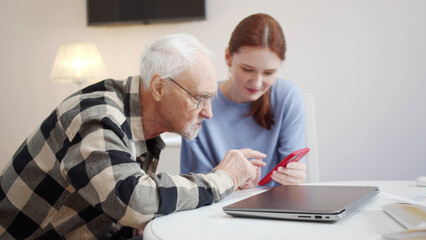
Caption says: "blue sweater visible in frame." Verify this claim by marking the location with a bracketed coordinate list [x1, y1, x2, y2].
[180, 78, 306, 187]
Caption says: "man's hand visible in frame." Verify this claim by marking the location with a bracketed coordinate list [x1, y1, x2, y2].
[271, 162, 306, 185]
[214, 148, 266, 190]
[238, 159, 264, 190]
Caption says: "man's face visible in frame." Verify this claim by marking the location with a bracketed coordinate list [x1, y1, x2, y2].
[162, 53, 217, 140]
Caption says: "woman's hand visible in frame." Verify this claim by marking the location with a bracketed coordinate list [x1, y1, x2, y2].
[271, 162, 306, 185]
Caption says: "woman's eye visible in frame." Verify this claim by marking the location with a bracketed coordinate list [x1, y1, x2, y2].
[242, 67, 253, 72]
[264, 71, 274, 75]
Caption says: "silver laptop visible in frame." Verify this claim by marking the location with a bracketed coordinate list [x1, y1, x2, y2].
[223, 185, 380, 222]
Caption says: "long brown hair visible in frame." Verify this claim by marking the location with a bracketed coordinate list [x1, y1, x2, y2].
[228, 13, 286, 129]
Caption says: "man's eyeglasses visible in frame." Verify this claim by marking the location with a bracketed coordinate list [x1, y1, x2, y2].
[166, 77, 215, 109]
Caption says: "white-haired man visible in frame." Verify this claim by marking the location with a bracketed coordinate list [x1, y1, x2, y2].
[0, 34, 265, 239]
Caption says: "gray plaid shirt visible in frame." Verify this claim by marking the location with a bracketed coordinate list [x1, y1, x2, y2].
[0, 76, 233, 239]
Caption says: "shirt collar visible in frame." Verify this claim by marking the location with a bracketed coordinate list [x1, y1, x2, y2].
[124, 76, 165, 157]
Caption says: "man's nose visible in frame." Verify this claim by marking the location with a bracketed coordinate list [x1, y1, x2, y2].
[199, 101, 213, 119]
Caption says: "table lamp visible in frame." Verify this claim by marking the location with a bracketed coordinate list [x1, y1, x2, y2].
[49, 43, 108, 88]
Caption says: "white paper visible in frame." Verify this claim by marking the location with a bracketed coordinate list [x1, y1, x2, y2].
[381, 191, 426, 207]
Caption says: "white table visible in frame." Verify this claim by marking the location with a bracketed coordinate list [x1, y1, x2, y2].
[144, 181, 426, 240]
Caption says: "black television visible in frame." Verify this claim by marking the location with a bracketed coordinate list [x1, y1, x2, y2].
[87, 0, 206, 26]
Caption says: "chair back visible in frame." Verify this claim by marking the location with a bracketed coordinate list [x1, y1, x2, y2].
[304, 93, 320, 182]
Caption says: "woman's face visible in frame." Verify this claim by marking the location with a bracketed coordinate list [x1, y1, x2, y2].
[226, 46, 282, 103]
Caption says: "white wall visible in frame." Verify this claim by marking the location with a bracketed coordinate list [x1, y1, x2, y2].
[1, 0, 425, 181]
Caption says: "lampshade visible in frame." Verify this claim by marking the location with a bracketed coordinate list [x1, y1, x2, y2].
[50, 43, 108, 85]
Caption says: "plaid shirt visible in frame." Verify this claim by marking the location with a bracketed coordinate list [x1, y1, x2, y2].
[0, 76, 234, 239]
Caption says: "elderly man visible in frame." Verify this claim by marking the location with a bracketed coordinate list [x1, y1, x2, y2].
[0, 34, 266, 239]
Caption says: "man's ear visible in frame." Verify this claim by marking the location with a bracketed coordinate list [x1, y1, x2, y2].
[225, 47, 232, 67]
[150, 74, 164, 101]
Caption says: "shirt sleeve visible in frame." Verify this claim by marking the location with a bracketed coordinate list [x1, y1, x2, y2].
[60, 115, 234, 229]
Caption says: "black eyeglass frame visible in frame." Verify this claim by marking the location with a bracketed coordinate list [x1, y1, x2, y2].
[166, 77, 214, 109]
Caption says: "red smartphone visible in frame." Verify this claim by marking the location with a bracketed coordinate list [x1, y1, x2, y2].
[258, 147, 310, 186]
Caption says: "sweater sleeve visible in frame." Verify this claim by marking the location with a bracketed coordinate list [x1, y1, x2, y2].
[61, 115, 234, 229]
[276, 82, 307, 161]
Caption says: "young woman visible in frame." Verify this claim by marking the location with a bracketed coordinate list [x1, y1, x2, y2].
[180, 13, 307, 188]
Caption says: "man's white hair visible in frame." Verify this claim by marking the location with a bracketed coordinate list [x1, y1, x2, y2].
[140, 33, 211, 88]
